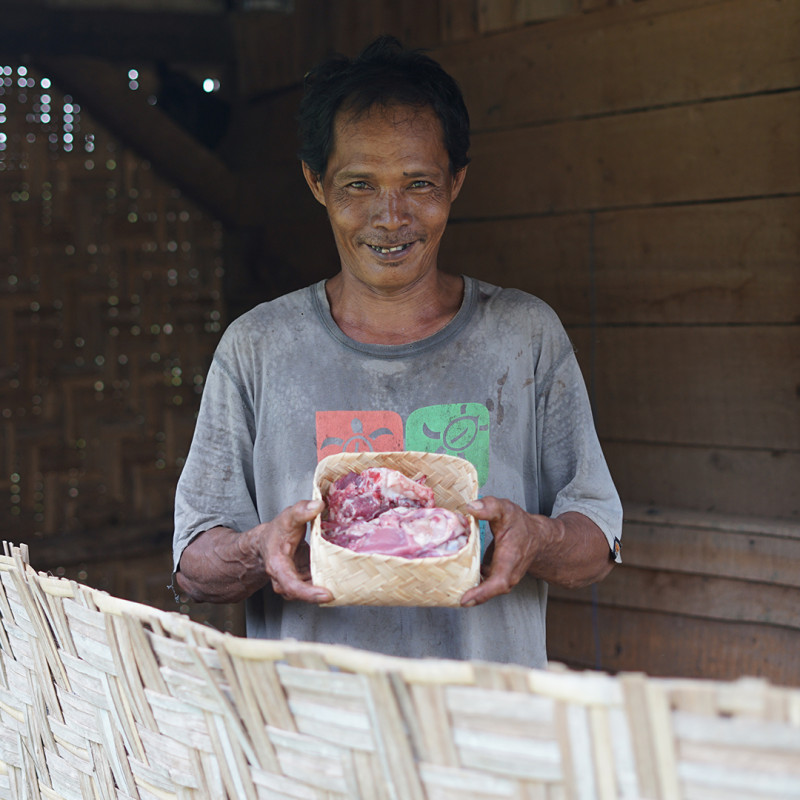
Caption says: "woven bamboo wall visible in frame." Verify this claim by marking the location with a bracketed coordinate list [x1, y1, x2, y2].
[0, 65, 238, 631]
[2, 542, 800, 800]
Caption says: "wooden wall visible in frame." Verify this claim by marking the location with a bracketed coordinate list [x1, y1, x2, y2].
[431, 0, 800, 684]
[232, 0, 800, 684]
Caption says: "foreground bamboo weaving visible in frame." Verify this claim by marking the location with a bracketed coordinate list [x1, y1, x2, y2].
[0, 544, 798, 799]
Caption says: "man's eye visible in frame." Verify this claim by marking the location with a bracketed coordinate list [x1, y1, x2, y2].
[347, 181, 370, 190]
[410, 180, 432, 189]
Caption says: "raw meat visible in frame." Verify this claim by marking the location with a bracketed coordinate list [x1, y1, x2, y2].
[330, 506, 469, 557]
[323, 468, 469, 559]
[326, 467, 434, 526]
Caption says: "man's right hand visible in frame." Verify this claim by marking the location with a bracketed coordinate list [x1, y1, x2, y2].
[175, 500, 334, 605]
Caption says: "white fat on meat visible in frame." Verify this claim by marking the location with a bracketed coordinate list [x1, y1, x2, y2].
[323, 467, 469, 558]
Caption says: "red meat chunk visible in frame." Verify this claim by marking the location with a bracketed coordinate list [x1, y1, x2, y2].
[323, 467, 469, 559]
[326, 467, 434, 526]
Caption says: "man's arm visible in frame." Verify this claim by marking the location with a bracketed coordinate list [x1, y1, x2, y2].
[459, 497, 614, 607]
[175, 500, 333, 605]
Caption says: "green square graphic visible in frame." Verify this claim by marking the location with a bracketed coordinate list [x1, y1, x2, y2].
[405, 403, 490, 486]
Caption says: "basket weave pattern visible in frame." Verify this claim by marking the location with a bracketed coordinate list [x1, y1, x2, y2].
[0, 543, 799, 799]
[310, 452, 481, 607]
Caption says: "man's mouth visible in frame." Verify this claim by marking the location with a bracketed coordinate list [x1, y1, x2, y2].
[366, 242, 414, 255]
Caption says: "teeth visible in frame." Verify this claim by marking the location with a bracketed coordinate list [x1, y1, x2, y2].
[370, 243, 410, 254]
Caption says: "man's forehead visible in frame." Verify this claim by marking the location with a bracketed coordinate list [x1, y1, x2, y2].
[334, 102, 443, 140]
[325, 103, 448, 174]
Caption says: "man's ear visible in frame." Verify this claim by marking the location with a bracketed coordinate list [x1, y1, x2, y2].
[302, 162, 326, 206]
[450, 165, 468, 202]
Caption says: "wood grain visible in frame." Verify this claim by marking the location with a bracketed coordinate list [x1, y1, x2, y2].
[550, 567, 800, 628]
[440, 196, 800, 325]
[437, 0, 800, 129]
[600, 440, 800, 519]
[547, 599, 800, 685]
[592, 197, 800, 325]
[620, 504, 800, 587]
[455, 91, 800, 218]
[439, 215, 593, 323]
[584, 325, 800, 450]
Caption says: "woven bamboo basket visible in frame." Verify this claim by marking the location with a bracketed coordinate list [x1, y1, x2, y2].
[1, 542, 800, 799]
[310, 451, 481, 607]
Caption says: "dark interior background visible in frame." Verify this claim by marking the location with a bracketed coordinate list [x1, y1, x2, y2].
[0, 0, 797, 685]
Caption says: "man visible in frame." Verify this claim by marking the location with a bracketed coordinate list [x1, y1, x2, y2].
[173, 36, 622, 668]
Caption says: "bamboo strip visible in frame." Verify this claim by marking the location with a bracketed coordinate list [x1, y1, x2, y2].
[589, 706, 617, 800]
[213, 645, 282, 772]
[646, 681, 682, 800]
[104, 615, 157, 733]
[620, 673, 661, 798]
[409, 683, 459, 766]
[365, 672, 427, 800]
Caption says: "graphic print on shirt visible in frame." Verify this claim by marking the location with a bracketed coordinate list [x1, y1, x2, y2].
[316, 404, 490, 488]
[316, 411, 404, 460]
[405, 403, 490, 486]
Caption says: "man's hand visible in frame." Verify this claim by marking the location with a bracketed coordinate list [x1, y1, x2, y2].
[175, 500, 333, 605]
[459, 498, 613, 608]
[244, 500, 333, 604]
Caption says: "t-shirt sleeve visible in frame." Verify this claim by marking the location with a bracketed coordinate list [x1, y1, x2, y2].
[535, 319, 623, 563]
[172, 350, 261, 574]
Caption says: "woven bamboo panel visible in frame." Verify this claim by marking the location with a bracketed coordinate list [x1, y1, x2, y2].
[0, 542, 798, 800]
[0, 65, 225, 556]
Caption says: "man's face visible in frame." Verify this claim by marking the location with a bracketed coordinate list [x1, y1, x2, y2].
[303, 103, 467, 294]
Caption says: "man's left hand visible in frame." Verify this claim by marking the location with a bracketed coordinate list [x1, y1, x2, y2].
[459, 498, 613, 607]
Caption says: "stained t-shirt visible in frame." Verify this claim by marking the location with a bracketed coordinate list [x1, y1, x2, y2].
[173, 276, 622, 668]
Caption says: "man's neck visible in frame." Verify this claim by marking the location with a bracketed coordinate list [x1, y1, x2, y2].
[325, 271, 464, 345]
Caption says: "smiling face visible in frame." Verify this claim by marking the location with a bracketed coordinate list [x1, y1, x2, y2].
[303, 103, 467, 295]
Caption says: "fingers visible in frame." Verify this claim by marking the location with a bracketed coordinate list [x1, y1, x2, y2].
[460, 549, 517, 607]
[461, 497, 536, 608]
[277, 499, 325, 532]
[460, 579, 505, 607]
[271, 560, 332, 603]
[263, 499, 333, 604]
[294, 540, 311, 579]
[464, 496, 517, 531]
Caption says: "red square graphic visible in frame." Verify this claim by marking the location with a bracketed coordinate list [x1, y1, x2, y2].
[316, 411, 404, 460]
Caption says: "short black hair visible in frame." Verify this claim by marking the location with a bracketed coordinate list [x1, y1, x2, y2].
[298, 35, 470, 177]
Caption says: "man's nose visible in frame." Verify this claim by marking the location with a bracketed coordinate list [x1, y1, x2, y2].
[371, 191, 411, 229]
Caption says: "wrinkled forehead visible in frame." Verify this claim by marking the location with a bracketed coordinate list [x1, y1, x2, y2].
[332, 101, 445, 152]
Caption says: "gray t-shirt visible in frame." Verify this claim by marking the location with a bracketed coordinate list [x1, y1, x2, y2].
[173, 276, 622, 668]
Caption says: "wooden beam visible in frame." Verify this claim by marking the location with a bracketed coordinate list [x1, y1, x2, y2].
[601, 440, 800, 520]
[551, 568, 800, 628]
[586, 325, 800, 450]
[548, 600, 800, 685]
[34, 56, 245, 227]
[619, 503, 800, 587]
[436, 0, 800, 129]
[456, 92, 800, 219]
[441, 197, 800, 326]
[0, 6, 236, 64]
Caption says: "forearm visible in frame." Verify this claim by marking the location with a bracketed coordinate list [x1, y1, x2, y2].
[175, 500, 331, 606]
[528, 511, 614, 589]
[175, 526, 267, 604]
